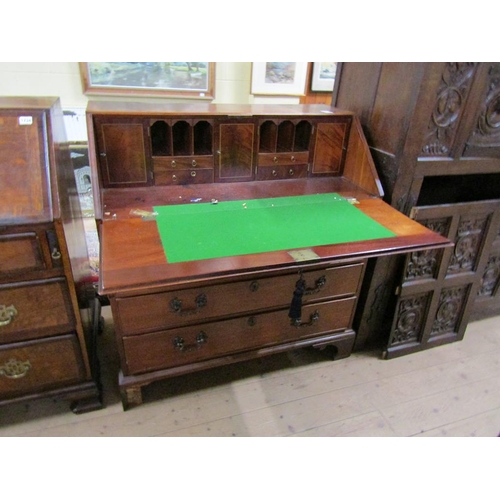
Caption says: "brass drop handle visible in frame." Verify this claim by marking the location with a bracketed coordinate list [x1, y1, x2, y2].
[290, 155, 296, 162]
[173, 332, 207, 352]
[171, 160, 177, 167]
[191, 160, 197, 167]
[303, 275, 327, 295]
[170, 294, 207, 316]
[289, 169, 294, 176]
[272, 169, 278, 177]
[51, 248, 62, 260]
[0, 358, 32, 379]
[291, 310, 320, 328]
[0, 305, 17, 327]
[273, 156, 278, 163]
[172, 174, 177, 181]
[190, 171, 197, 177]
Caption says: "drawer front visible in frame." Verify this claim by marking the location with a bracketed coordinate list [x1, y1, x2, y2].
[0, 278, 75, 344]
[0, 334, 85, 398]
[153, 155, 214, 170]
[0, 232, 46, 276]
[257, 151, 309, 167]
[123, 297, 356, 374]
[114, 262, 364, 335]
[256, 164, 308, 181]
[154, 167, 214, 186]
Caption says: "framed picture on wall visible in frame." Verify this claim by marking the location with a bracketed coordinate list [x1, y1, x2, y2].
[79, 62, 215, 99]
[251, 62, 309, 96]
[310, 62, 339, 92]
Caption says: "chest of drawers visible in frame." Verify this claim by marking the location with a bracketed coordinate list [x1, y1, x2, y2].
[0, 97, 101, 413]
[111, 260, 365, 408]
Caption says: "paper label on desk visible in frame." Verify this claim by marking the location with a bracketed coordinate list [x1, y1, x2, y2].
[288, 249, 320, 262]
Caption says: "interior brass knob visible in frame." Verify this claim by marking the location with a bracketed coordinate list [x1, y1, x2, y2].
[291, 155, 295, 162]
[171, 160, 177, 167]
[191, 171, 197, 177]
[273, 156, 278, 163]
[192, 160, 197, 167]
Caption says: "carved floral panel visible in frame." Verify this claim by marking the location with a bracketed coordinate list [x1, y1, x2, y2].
[447, 215, 489, 274]
[422, 63, 477, 156]
[405, 218, 450, 280]
[390, 294, 430, 346]
[430, 286, 468, 337]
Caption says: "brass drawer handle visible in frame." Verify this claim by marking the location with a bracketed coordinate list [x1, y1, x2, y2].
[191, 160, 197, 167]
[273, 156, 278, 164]
[173, 332, 207, 352]
[289, 169, 294, 176]
[0, 358, 31, 379]
[0, 305, 17, 326]
[249, 281, 259, 292]
[304, 275, 327, 295]
[290, 155, 295, 162]
[170, 293, 207, 316]
[272, 169, 278, 177]
[171, 160, 177, 167]
[51, 248, 62, 260]
[190, 170, 197, 177]
[291, 310, 320, 328]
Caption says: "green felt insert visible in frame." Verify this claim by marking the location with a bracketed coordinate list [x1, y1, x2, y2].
[154, 193, 396, 264]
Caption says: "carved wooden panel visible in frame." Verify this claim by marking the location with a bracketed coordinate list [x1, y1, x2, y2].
[421, 63, 477, 157]
[430, 285, 469, 337]
[386, 199, 500, 358]
[389, 293, 430, 347]
[465, 63, 500, 154]
[477, 252, 500, 297]
[405, 218, 450, 281]
[447, 214, 489, 274]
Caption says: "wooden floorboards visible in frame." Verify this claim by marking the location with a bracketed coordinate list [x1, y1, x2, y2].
[1, 306, 500, 437]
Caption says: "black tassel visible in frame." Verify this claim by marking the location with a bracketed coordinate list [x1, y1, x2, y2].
[289, 275, 306, 321]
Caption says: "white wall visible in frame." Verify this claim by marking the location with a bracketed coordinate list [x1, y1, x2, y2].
[0, 62, 302, 141]
[0, 62, 301, 109]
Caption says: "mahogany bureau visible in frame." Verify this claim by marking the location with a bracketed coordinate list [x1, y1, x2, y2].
[0, 96, 101, 413]
[86, 101, 451, 409]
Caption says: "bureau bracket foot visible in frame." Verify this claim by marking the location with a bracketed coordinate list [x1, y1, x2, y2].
[70, 394, 103, 414]
[312, 329, 356, 360]
[121, 385, 143, 411]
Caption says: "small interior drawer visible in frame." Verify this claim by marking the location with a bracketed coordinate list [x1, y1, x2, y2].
[122, 297, 357, 374]
[114, 262, 365, 336]
[257, 151, 309, 167]
[0, 333, 85, 398]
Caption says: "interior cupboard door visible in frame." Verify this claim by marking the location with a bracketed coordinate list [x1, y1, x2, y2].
[385, 200, 500, 359]
[216, 122, 255, 181]
[0, 110, 51, 224]
[94, 117, 151, 188]
[311, 120, 349, 175]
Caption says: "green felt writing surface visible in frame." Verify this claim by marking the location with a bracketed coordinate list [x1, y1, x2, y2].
[154, 193, 396, 263]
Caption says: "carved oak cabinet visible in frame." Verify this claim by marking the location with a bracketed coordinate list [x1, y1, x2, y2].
[86, 101, 450, 409]
[0, 97, 101, 413]
[335, 62, 500, 358]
